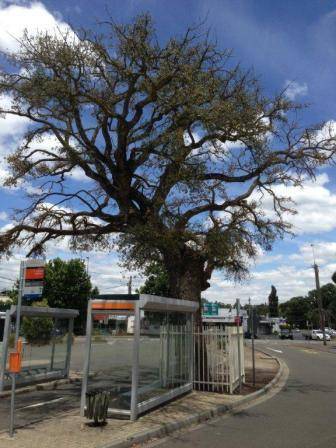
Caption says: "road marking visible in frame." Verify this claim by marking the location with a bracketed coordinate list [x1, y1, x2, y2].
[266, 347, 283, 353]
[300, 348, 318, 355]
[17, 397, 65, 411]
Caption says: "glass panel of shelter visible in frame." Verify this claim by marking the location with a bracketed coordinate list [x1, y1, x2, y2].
[88, 311, 134, 413]
[81, 297, 197, 419]
[137, 310, 192, 406]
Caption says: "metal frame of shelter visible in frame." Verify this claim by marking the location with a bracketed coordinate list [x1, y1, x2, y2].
[0, 305, 78, 392]
[80, 294, 198, 421]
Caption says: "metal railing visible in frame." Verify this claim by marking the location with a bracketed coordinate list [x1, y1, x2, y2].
[193, 325, 245, 394]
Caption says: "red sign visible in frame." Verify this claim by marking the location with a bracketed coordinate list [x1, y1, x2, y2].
[234, 316, 242, 325]
[25, 267, 45, 280]
[93, 314, 108, 321]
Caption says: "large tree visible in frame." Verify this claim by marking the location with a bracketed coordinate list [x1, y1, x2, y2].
[0, 15, 335, 315]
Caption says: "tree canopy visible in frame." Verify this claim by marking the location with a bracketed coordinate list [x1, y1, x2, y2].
[0, 14, 335, 302]
[268, 285, 279, 317]
[280, 279, 336, 328]
[138, 262, 170, 296]
[43, 258, 97, 333]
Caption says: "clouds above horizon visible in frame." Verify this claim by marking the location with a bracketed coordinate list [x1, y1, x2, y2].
[284, 80, 308, 100]
[254, 173, 336, 235]
[0, 1, 73, 53]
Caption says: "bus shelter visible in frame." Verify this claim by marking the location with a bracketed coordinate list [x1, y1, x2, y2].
[80, 294, 198, 421]
[0, 305, 78, 391]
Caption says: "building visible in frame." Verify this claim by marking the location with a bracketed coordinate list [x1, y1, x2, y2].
[202, 307, 249, 333]
[258, 316, 287, 336]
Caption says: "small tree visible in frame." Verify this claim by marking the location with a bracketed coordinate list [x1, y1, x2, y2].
[43, 258, 98, 334]
[0, 300, 12, 311]
[254, 303, 269, 317]
[268, 285, 279, 317]
[21, 299, 53, 344]
[280, 295, 316, 328]
[138, 262, 170, 296]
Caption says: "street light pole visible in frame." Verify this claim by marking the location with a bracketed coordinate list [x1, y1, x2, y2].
[311, 245, 327, 346]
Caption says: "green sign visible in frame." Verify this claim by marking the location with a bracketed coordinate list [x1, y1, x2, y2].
[202, 303, 219, 316]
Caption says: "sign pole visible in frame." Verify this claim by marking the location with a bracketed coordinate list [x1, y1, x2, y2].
[236, 298, 242, 393]
[249, 298, 256, 387]
[9, 260, 25, 437]
[9, 373, 16, 437]
[14, 260, 25, 347]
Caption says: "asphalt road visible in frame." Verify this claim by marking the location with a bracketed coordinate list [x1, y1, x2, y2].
[1, 337, 335, 442]
[146, 339, 336, 448]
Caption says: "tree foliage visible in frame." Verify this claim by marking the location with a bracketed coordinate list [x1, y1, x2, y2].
[279, 296, 312, 328]
[138, 262, 170, 296]
[43, 258, 97, 333]
[0, 299, 12, 311]
[268, 285, 279, 317]
[0, 15, 335, 302]
[254, 303, 269, 317]
[280, 280, 336, 328]
[21, 299, 53, 344]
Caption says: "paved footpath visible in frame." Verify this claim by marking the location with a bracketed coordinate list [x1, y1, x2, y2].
[0, 347, 278, 448]
[147, 340, 336, 448]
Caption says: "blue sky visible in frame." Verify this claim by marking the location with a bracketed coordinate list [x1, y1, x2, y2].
[0, 0, 336, 305]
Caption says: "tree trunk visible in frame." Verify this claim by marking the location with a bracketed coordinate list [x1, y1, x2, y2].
[163, 249, 213, 390]
[163, 250, 210, 325]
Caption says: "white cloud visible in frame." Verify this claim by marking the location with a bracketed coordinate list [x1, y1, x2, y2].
[253, 173, 336, 235]
[284, 80, 308, 100]
[0, 2, 73, 53]
[0, 94, 30, 188]
[289, 241, 336, 266]
[0, 95, 29, 144]
[205, 262, 327, 306]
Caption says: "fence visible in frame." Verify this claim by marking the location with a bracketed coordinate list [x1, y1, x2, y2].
[193, 325, 245, 394]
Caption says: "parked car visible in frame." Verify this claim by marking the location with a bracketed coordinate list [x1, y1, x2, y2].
[325, 328, 336, 337]
[279, 328, 293, 340]
[302, 329, 331, 341]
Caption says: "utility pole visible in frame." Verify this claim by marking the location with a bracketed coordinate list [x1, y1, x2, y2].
[311, 245, 327, 346]
[128, 275, 132, 295]
[249, 297, 256, 387]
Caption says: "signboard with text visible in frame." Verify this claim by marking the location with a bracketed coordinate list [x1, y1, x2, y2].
[202, 303, 219, 316]
[22, 259, 45, 300]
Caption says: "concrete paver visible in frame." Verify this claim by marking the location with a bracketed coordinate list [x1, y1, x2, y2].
[0, 347, 279, 448]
